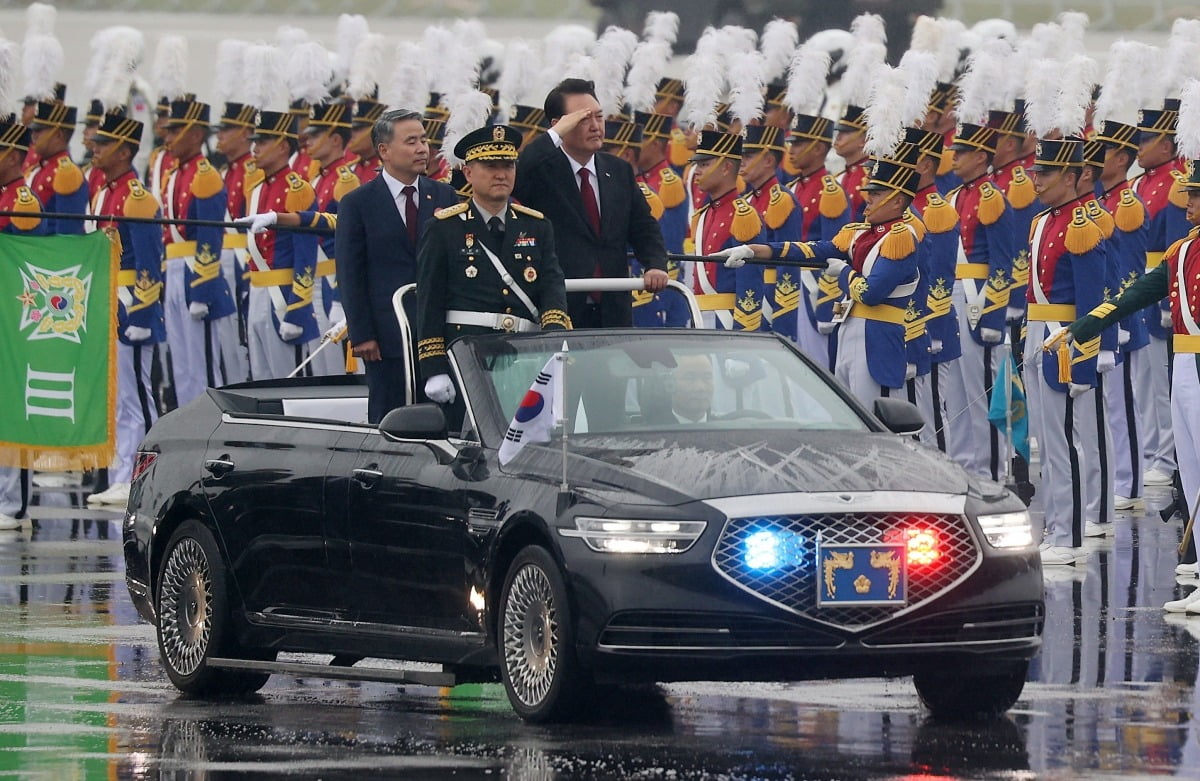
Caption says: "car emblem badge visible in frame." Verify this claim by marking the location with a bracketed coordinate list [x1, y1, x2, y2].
[838, 494, 853, 503]
[465, 265, 478, 278]
[524, 266, 537, 282]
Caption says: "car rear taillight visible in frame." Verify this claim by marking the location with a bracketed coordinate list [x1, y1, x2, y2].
[885, 525, 941, 567]
[131, 451, 157, 482]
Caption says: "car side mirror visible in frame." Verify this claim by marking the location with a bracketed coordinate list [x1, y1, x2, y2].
[380, 403, 448, 441]
[873, 397, 925, 435]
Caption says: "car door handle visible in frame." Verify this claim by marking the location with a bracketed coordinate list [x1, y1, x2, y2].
[352, 467, 383, 489]
[204, 458, 235, 477]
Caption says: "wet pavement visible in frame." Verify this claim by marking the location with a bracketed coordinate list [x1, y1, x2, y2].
[3, 479, 1200, 779]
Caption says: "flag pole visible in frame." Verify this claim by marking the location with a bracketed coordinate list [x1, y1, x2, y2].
[557, 343, 571, 514]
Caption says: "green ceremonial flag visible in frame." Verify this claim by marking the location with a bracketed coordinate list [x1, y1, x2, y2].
[0, 232, 117, 470]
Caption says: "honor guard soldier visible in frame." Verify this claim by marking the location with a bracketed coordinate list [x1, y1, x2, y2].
[302, 100, 361, 374]
[1131, 98, 1188, 487]
[0, 118, 43, 530]
[742, 124, 803, 337]
[146, 94, 177, 206]
[243, 110, 321, 379]
[416, 125, 570, 408]
[288, 100, 320, 182]
[26, 98, 87, 235]
[160, 96, 236, 405]
[423, 116, 451, 183]
[85, 114, 165, 508]
[81, 100, 108, 194]
[632, 111, 689, 327]
[685, 129, 768, 331]
[1064, 159, 1200, 599]
[215, 99, 259, 384]
[348, 94, 385, 183]
[782, 113, 852, 365]
[1024, 138, 1108, 565]
[944, 121, 1018, 481]
[988, 106, 1038, 341]
[835, 105, 869, 222]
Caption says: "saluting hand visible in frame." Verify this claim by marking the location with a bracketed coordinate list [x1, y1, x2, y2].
[551, 107, 596, 138]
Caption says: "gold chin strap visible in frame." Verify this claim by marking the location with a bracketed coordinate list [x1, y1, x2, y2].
[696, 155, 736, 191]
[862, 187, 901, 221]
[791, 138, 818, 163]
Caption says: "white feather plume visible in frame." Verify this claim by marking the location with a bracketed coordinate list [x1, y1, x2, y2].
[22, 33, 62, 101]
[760, 19, 798, 82]
[841, 40, 886, 108]
[285, 41, 332, 107]
[1028, 23, 1060, 62]
[592, 26, 639, 115]
[720, 25, 758, 59]
[1057, 12, 1089, 60]
[910, 15, 941, 55]
[499, 40, 541, 109]
[95, 26, 143, 112]
[642, 11, 678, 45]
[0, 40, 20, 117]
[1055, 55, 1096, 137]
[542, 24, 596, 78]
[82, 28, 113, 102]
[680, 26, 723, 130]
[334, 14, 368, 85]
[726, 50, 766, 127]
[956, 39, 1009, 125]
[1095, 40, 1154, 126]
[452, 18, 488, 45]
[784, 41, 830, 116]
[348, 33, 387, 100]
[215, 40, 248, 106]
[24, 3, 56, 38]
[935, 18, 966, 81]
[1166, 20, 1200, 96]
[243, 44, 283, 111]
[897, 49, 939, 127]
[1023, 58, 1061, 138]
[384, 41, 427, 112]
[972, 18, 1017, 44]
[851, 13, 886, 48]
[442, 89, 494, 168]
[1178, 79, 1200, 160]
[152, 34, 188, 102]
[624, 39, 671, 113]
[275, 25, 308, 65]
[865, 65, 909, 157]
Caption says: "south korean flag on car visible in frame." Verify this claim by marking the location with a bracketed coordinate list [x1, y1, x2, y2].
[498, 344, 567, 465]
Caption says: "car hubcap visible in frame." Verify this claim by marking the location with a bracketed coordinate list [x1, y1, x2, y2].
[503, 563, 558, 707]
[159, 538, 212, 676]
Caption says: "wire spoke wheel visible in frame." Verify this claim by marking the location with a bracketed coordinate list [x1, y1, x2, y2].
[503, 563, 559, 707]
[159, 537, 213, 677]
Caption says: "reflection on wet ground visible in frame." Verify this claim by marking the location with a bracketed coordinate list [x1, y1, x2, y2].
[2, 483, 1200, 778]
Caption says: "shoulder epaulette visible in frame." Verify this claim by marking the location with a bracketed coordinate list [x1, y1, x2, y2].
[765, 183, 796, 230]
[977, 181, 1006, 226]
[832, 222, 868, 253]
[436, 202, 470, 220]
[658, 167, 686, 209]
[1005, 165, 1037, 210]
[1169, 169, 1189, 209]
[819, 174, 848, 219]
[190, 158, 224, 199]
[243, 166, 265, 201]
[921, 192, 958, 233]
[52, 156, 84, 196]
[880, 222, 917, 260]
[306, 159, 321, 181]
[284, 172, 316, 212]
[1085, 199, 1115, 239]
[1064, 206, 1104, 254]
[512, 203, 544, 219]
[639, 181, 664, 220]
[123, 179, 159, 219]
[730, 197, 763, 242]
[668, 129, 691, 168]
[1114, 188, 1145, 233]
[11, 185, 42, 231]
[1165, 233, 1190, 262]
[333, 165, 360, 202]
[903, 210, 927, 242]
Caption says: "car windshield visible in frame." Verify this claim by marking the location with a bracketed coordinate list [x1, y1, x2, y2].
[471, 332, 867, 435]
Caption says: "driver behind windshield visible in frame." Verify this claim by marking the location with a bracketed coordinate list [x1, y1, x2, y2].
[667, 353, 716, 424]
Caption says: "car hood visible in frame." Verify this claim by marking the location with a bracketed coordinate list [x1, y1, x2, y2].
[509, 430, 970, 506]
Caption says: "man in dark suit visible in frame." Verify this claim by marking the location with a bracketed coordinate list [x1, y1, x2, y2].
[514, 78, 670, 328]
[336, 108, 459, 422]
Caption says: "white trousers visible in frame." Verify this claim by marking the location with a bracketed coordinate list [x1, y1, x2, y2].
[1087, 372, 1115, 526]
[1025, 321, 1099, 548]
[1137, 335, 1175, 475]
[309, 275, 343, 376]
[164, 262, 225, 405]
[1104, 354, 1144, 499]
[905, 373, 936, 446]
[217, 249, 249, 384]
[247, 286, 315, 380]
[1173, 354, 1200, 551]
[943, 287, 1007, 480]
[112, 341, 158, 483]
[0, 468, 28, 517]
[833, 316, 888, 408]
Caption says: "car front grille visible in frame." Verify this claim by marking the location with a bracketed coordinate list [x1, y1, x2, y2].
[712, 512, 980, 631]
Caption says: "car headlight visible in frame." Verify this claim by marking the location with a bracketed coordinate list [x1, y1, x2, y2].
[558, 517, 707, 554]
[977, 510, 1034, 549]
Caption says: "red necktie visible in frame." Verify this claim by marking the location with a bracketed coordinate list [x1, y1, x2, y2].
[578, 168, 600, 235]
[402, 185, 418, 245]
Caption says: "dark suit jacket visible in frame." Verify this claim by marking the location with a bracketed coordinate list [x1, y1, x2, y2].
[336, 174, 459, 359]
[514, 133, 668, 327]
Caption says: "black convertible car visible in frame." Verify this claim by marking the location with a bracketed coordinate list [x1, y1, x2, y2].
[123, 329, 1043, 722]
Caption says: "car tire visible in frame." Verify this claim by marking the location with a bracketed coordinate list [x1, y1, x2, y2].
[913, 660, 1029, 721]
[155, 520, 270, 696]
[498, 546, 590, 723]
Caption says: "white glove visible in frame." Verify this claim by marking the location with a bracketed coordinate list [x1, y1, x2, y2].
[235, 211, 278, 234]
[723, 358, 751, 379]
[1068, 382, 1090, 399]
[905, 362, 917, 381]
[1042, 325, 1070, 351]
[124, 325, 152, 342]
[425, 373, 456, 404]
[278, 321, 304, 342]
[1097, 350, 1116, 374]
[823, 257, 848, 279]
[1118, 327, 1130, 346]
[979, 327, 1003, 344]
[323, 318, 347, 341]
[188, 301, 209, 321]
[1162, 310, 1173, 329]
[929, 338, 943, 355]
[1005, 304, 1025, 323]
[817, 322, 836, 335]
[327, 302, 345, 327]
[717, 245, 755, 269]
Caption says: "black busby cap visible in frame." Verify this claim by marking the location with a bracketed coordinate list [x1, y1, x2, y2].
[903, 126, 944, 159]
[764, 82, 787, 108]
[689, 129, 742, 163]
[509, 104, 548, 131]
[861, 158, 921, 197]
[29, 100, 78, 130]
[308, 101, 352, 130]
[1028, 137, 1084, 171]
[743, 124, 785, 153]
[655, 77, 684, 102]
[425, 92, 450, 121]
[928, 82, 958, 115]
[252, 109, 300, 140]
[787, 113, 833, 144]
[83, 99, 105, 125]
[633, 110, 672, 140]
[220, 102, 258, 129]
[164, 97, 211, 128]
[603, 119, 643, 149]
[454, 124, 523, 163]
[1096, 120, 1138, 151]
[0, 119, 31, 151]
[1082, 136, 1106, 168]
[835, 105, 866, 133]
[1179, 160, 1200, 193]
[950, 122, 997, 153]
[423, 117, 446, 148]
[352, 96, 385, 127]
[93, 114, 145, 148]
[987, 109, 1024, 138]
[1137, 99, 1179, 141]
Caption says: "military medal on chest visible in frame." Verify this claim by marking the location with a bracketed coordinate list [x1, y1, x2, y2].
[466, 265, 478, 278]
[524, 267, 537, 283]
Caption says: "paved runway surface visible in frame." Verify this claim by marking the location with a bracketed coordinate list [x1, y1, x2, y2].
[1, 476, 1198, 779]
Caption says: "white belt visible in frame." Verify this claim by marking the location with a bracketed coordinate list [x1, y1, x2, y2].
[446, 310, 537, 332]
